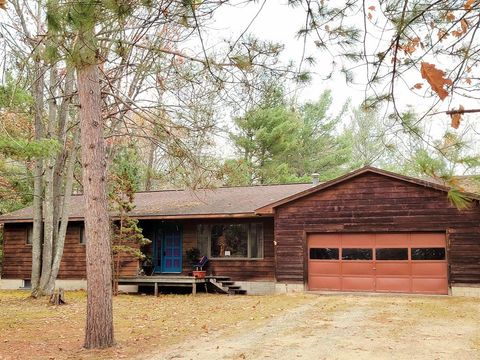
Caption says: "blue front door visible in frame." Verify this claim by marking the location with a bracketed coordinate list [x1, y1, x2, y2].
[161, 227, 182, 273]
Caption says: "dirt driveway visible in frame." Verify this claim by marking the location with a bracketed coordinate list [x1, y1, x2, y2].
[149, 294, 480, 360]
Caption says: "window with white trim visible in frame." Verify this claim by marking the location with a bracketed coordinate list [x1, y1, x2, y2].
[197, 223, 263, 259]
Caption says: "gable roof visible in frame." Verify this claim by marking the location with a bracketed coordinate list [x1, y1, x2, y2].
[2, 166, 477, 223]
[255, 166, 480, 214]
[0, 183, 312, 223]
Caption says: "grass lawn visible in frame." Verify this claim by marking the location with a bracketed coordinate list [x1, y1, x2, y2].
[0, 290, 311, 360]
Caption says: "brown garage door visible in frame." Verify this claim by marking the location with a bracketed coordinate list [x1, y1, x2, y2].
[307, 233, 448, 294]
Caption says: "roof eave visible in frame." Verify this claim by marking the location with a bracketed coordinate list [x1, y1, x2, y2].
[0, 211, 273, 224]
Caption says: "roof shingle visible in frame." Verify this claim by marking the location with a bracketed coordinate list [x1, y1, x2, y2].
[0, 183, 312, 222]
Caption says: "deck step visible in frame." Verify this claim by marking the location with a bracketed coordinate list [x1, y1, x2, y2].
[229, 289, 247, 295]
[206, 275, 231, 281]
[207, 276, 247, 295]
[220, 281, 235, 286]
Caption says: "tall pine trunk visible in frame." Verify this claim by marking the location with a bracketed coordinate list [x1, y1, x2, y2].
[77, 62, 114, 349]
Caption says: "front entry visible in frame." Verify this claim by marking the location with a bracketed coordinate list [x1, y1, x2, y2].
[153, 225, 183, 273]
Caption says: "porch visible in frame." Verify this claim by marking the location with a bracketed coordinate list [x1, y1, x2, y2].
[118, 275, 246, 296]
[118, 275, 207, 296]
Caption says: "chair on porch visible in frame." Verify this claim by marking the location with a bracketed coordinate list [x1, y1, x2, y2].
[193, 255, 209, 271]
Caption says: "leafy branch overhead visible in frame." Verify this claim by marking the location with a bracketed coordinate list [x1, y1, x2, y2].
[290, 0, 480, 130]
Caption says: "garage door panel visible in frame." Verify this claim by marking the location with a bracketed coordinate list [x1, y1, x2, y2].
[376, 262, 410, 276]
[341, 234, 374, 247]
[376, 277, 411, 292]
[342, 277, 375, 291]
[375, 233, 410, 247]
[309, 276, 341, 291]
[342, 262, 374, 276]
[412, 278, 448, 294]
[308, 234, 340, 247]
[412, 262, 447, 276]
[308, 261, 340, 275]
[411, 233, 445, 247]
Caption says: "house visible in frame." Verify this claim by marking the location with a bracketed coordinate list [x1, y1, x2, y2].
[1, 166, 479, 296]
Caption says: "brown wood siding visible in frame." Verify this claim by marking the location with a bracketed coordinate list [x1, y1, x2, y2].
[181, 218, 275, 281]
[2, 222, 138, 279]
[274, 172, 480, 285]
[2, 224, 32, 279]
[2, 218, 275, 282]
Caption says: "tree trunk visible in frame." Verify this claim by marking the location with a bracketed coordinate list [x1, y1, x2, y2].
[45, 127, 79, 294]
[51, 69, 75, 258]
[144, 142, 155, 191]
[38, 67, 58, 294]
[44, 69, 76, 294]
[31, 59, 44, 294]
[77, 62, 114, 349]
[30, 0, 44, 295]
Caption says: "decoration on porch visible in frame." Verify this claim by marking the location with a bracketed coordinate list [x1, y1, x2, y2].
[186, 247, 208, 278]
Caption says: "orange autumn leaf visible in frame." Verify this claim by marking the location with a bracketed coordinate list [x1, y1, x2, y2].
[464, 0, 474, 10]
[401, 37, 420, 54]
[466, 77, 472, 85]
[445, 12, 455, 22]
[452, 30, 462, 38]
[461, 19, 469, 33]
[368, 5, 375, 11]
[412, 83, 423, 89]
[450, 105, 465, 129]
[437, 29, 449, 41]
[0, 0, 6, 10]
[420, 62, 452, 100]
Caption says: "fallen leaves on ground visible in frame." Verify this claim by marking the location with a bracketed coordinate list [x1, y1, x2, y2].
[0, 290, 310, 360]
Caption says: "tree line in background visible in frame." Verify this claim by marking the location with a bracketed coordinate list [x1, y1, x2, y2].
[2, 75, 479, 212]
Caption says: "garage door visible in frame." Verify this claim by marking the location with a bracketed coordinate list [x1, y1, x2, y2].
[307, 233, 448, 294]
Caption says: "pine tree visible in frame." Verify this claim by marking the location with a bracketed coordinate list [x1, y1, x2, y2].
[109, 147, 150, 296]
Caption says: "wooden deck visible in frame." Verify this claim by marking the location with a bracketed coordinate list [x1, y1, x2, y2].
[118, 275, 207, 296]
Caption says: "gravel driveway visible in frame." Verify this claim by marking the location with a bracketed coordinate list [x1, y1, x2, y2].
[148, 293, 480, 360]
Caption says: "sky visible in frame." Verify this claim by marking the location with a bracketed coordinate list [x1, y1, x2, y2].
[203, 0, 480, 164]
[208, 1, 365, 109]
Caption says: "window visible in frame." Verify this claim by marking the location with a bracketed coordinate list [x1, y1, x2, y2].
[376, 248, 408, 260]
[342, 248, 373, 260]
[80, 226, 86, 244]
[26, 226, 33, 245]
[310, 248, 339, 260]
[22, 279, 31, 289]
[197, 223, 263, 259]
[412, 248, 445, 260]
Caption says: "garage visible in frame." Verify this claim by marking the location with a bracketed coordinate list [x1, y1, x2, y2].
[308, 233, 448, 294]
